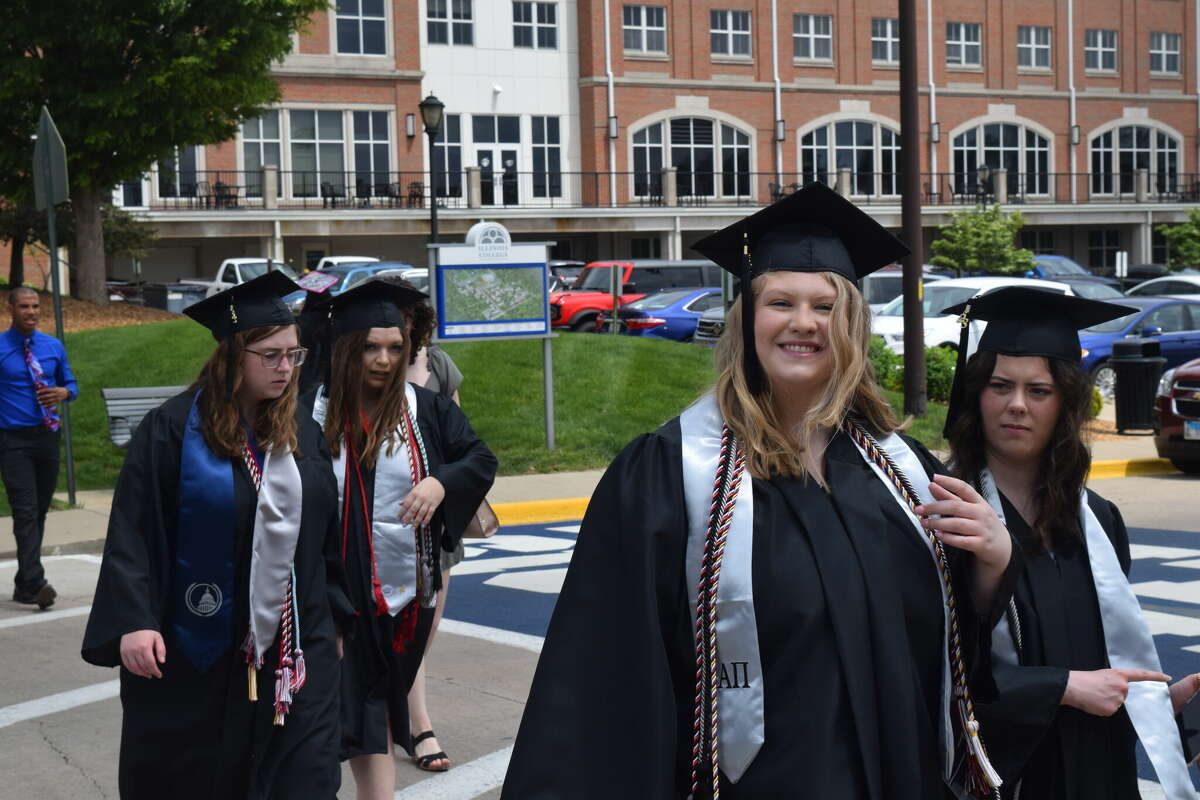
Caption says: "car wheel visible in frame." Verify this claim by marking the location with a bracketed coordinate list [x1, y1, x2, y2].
[1091, 361, 1116, 400]
[1171, 459, 1200, 475]
[570, 316, 596, 333]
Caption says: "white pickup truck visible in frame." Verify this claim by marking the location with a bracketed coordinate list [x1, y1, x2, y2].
[313, 255, 379, 271]
[180, 258, 307, 309]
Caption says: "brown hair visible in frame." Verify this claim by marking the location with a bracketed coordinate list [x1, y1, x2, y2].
[323, 305, 435, 469]
[713, 272, 899, 485]
[193, 325, 300, 458]
[948, 350, 1093, 551]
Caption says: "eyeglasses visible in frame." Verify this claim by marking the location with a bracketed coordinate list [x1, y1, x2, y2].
[244, 346, 308, 369]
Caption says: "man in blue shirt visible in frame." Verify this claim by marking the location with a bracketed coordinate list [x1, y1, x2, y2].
[1, 287, 77, 609]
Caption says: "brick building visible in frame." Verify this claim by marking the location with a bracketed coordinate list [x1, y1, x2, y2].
[105, 0, 1200, 283]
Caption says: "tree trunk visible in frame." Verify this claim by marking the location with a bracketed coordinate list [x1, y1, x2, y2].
[71, 185, 107, 305]
[8, 228, 25, 288]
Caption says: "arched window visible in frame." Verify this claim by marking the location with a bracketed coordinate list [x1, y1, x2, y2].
[1090, 125, 1179, 195]
[951, 122, 1050, 198]
[799, 120, 901, 196]
[632, 117, 752, 199]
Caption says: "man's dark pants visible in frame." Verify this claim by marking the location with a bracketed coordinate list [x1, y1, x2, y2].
[0, 426, 59, 596]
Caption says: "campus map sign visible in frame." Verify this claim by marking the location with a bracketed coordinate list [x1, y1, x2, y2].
[431, 222, 551, 340]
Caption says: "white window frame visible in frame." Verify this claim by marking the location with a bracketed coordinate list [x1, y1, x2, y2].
[352, 110, 391, 199]
[630, 116, 755, 200]
[1084, 29, 1117, 71]
[799, 119, 902, 197]
[871, 18, 899, 63]
[1150, 32, 1181, 75]
[622, 5, 666, 53]
[1017, 25, 1051, 70]
[514, 2, 557, 49]
[242, 111, 282, 199]
[710, 9, 751, 58]
[793, 13, 832, 61]
[531, 115, 563, 198]
[428, 0, 473, 46]
[946, 22, 982, 67]
[950, 122, 1052, 198]
[335, 0, 387, 56]
[1088, 123, 1181, 196]
[288, 109, 347, 199]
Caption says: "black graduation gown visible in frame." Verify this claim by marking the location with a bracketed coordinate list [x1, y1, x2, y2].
[331, 384, 497, 760]
[503, 420, 1018, 799]
[81, 388, 355, 800]
[975, 490, 1140, 800]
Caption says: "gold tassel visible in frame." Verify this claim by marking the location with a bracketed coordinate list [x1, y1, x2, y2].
[248, 663, 258, 702]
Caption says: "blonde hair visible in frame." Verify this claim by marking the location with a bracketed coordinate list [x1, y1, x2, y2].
[193, 325, 300, 458]
[712, 272, 898, 485]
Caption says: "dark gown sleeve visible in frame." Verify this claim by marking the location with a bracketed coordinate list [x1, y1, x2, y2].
[302, 413, 356, 632]
[81, 395, 188, 667]
[900, 434, 1023, 704]
[502, 431, 687, 800]
[423, 388, 497, 551]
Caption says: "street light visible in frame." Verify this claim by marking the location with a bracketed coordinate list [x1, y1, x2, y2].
[419, 93, 446, 244]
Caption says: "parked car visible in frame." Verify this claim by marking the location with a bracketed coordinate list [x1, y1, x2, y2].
[550, 259, 723, 332]
[1079, 297, 1200, 398]
[1055, 277, 1127, 300]
[1124, 274, 1200, 299]
[861, 266, 948, 314]
[180, 258, 306, 310]
[694, 302, 728, 346]
[1154, 356, 1200, 474]
[373, 264, 428, 293]
[549, 259, 586, 288]
[1029, 254, 1121, 287]
[312, 262, 399, 295]
[313, 255, 379, 272]
[1095, 262, 1170, 290]
[871, 276, 1074, 354]
[597, 287, 722, 341]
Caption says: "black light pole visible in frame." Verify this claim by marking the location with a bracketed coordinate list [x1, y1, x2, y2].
[419, 94, 445, 245]
[899, 0, 927, 417]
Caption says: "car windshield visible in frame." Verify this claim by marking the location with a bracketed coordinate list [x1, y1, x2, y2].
[629, 290, 694, 310]
[864, 274, 902, 306]
[241, 261, 300, 281]
[878, 285, 979, 317]
[1036, 257, 1090, 276]
[407, 274, 429, 293]
[1085, 311, 1139, 334]
[578, 265, 622, 291]
[1069, 281, 1124, 300]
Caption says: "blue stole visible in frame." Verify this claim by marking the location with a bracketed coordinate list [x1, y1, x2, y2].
[171, 392, 237, 673]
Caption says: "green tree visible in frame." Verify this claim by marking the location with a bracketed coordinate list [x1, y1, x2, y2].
[929, 204, 1036, 276]
[1155, 210, 1200, 271]
[0, 0, 327, 304]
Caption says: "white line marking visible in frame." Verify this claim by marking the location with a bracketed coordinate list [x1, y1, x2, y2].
[440, 618, 543, 654]
[1139, 778, 1165, 799]
[1130, 545, 1200, 561]
[0, 605, 90, 630]
[484, 568, 568, 595]
[0, 554, 102, 570]
[0, 680, 120, 729]
[394, 745, 513, 800]
[455, 552, 573, 576]
[545, 524, 580, 534]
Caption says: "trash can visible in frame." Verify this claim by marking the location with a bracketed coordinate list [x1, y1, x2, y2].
[1112, 337, 1167, 433]
[167, 283, 208, 313]
[142, 283, 168, 310]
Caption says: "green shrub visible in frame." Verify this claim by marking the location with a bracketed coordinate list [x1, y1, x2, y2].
[925, 345, 958, 403]
[1089, 384, 1103, 418]
[869, 335, 903, 392]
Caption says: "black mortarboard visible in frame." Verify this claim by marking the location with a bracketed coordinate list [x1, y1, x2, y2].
[183, 270, 299, 341]
[328, 277, 427, 339]
[690, 182, 910, 393]
[940, 286, 1136, 437]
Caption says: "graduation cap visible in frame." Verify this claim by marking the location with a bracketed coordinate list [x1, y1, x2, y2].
[328, 277, 428, 339]
[940, 286, 1137, 437]
[183, 270, 299, 341]
[691, 182, 910, 394]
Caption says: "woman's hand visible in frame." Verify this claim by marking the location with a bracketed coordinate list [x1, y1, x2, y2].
[1169, 673, 1200, 714]
[1062, 668, 1170, 716]
[914, 474, 1012, 571]
[399, 476, 446, 527]
[120, 629, 166, 678]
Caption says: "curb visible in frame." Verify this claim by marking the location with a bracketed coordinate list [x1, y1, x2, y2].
[1088, 458, 1180, 480]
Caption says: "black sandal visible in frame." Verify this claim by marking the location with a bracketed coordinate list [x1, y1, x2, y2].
[412, 729, 450, 772]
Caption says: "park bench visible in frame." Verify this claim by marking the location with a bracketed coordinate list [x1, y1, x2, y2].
[101, 386, 186, 447]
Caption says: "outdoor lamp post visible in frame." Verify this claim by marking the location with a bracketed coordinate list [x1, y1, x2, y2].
[419, 93, 446, 244]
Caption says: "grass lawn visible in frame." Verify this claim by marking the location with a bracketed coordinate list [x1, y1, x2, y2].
[0, 322, 947, 515]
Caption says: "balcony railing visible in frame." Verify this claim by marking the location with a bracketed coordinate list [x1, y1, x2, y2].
[134, 166, 1200, 212]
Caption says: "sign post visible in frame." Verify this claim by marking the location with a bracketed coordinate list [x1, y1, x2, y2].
[1115, 250, 1129, 280]
[428, 222, 557, 449]
[32, 106, 76, 505]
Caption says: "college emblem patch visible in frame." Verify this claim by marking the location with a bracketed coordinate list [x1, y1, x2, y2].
[185, 583, 223, 617]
